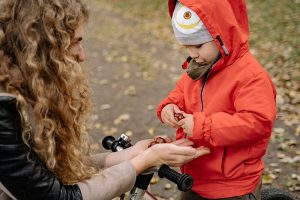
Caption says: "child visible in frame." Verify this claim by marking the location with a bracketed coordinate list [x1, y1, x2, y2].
[157, 0, 277, 199]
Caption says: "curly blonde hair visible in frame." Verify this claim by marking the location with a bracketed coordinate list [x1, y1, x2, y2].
[0, 0, 96, 184]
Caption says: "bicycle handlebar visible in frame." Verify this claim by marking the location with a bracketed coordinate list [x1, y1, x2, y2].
[158, 164, 193, 191]
[102, 135, 194, 192]
[102, 135, 131, 152]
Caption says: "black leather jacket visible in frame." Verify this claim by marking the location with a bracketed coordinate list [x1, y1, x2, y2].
[0, 95, 83, 200]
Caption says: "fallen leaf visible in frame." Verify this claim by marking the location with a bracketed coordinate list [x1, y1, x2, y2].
[123, 72, 131, 79]
[273, 168, 282, 174]
[100, 104, 111, 110]
[102, 126, 118, 136]
[150, 177, 159, 184]
[148, 128, 155, 135]
[280, 156, 300, 164]
[276, 152, 285, 159]
[94, 123, 102, 129]
[147, 105, 155, 110]
[125, 130, 133, 137]
[262, 174, 273, 185]
[124, 85, 137, 96]
[269, 163, 279, 167]
[99, 79, 109, 85]
[114, 114, 131, 125]
[164, 183, 172, 190]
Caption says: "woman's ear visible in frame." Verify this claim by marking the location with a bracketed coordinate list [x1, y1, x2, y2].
[0, 83, 4, 92]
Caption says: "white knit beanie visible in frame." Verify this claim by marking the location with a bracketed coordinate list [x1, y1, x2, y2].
[172, 1, 213, 45]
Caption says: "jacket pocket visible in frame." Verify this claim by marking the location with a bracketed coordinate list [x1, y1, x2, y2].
[184, 145, 225, 181]
[221, 146, 249, 179]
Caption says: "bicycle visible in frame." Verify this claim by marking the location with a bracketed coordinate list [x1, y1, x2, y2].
[102, 134, 194, 200]
[261, 188, 295, 200]
[102, 134, 296, 200]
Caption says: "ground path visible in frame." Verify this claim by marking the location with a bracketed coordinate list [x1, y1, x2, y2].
[84, 1, 300, 199]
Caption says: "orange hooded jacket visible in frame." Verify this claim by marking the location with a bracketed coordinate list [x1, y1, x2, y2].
[157, 0, 277, 198]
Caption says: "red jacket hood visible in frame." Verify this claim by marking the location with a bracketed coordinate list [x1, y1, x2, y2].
[169, 0, 250, 72]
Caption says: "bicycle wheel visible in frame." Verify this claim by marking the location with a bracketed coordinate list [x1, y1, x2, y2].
[261, 188, 295, 200]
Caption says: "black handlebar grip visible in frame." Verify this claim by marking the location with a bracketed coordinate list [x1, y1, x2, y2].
[158, 164, 193, 192]
[102, 136, 116, 150]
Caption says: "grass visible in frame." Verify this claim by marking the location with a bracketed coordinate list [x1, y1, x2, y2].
[248, 0, 300, 69]
[105, 0, 300, 69]
[103, 0, 300, 123]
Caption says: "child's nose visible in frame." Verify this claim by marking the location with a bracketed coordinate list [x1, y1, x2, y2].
[187, 47, 198, 59]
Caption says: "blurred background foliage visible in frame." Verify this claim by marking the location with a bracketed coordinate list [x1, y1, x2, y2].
[90, 0, 300, 197]
[101, 0, 300, 126]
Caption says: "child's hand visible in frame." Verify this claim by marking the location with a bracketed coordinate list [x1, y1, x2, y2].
[178, 113, 194, 137]
[161, 104, 181, 128]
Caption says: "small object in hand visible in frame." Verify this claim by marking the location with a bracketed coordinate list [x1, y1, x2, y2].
[148, 136, 168, 148]
[174, 113, 184, 122]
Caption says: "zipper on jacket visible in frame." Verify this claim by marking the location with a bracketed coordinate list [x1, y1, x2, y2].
[216, 35, 229, 56]
[182, 72, 210, 173]
[182, 54, 217, 172]
[200, 52, 222, 111]
[182, 56, 192, 174]
[200, 71, 211, 111]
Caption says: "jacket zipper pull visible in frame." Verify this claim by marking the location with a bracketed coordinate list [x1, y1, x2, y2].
[216, 35, 229, 56]
[181, 56, 192, 69]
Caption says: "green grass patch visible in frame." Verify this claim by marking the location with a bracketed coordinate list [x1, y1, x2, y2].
[105, 0, 300, 61]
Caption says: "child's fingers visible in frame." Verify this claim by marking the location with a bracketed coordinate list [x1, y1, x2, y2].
[182, 125, 187, 133]
[168, 113, 179, 125]
[162, 112, 172, 123]
[163, 111, 175, 123]
[177, 115, 192, 126]
[182, 112, 193, 118]
[163, 117, 178, 127]
[173, 106, 181, 113]
[169, 118, 180, 128]
[177, 118, 185, 126]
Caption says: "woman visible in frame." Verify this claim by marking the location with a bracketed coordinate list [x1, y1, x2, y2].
[0, 0, 210, 199]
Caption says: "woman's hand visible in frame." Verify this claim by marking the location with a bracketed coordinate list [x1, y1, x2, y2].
[129, 135, 173, 157]
[129, 139, 152, 156]
[108, 135, 174, 165]
[130, 136, 195, 155]
[172, 138, 195, 147]
[161, 104, 181, 128]
[104, 139, 153, 167]
[129, 143, 210, 174]
[146, 143, 210, 167]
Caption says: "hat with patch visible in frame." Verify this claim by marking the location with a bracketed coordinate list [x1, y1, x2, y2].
[172, 1, 213, 45]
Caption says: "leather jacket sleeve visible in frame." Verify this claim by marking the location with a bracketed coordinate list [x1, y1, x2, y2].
[0, 96, 83, 200]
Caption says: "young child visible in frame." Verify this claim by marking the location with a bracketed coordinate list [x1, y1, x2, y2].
[157, 0, 277, 199]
